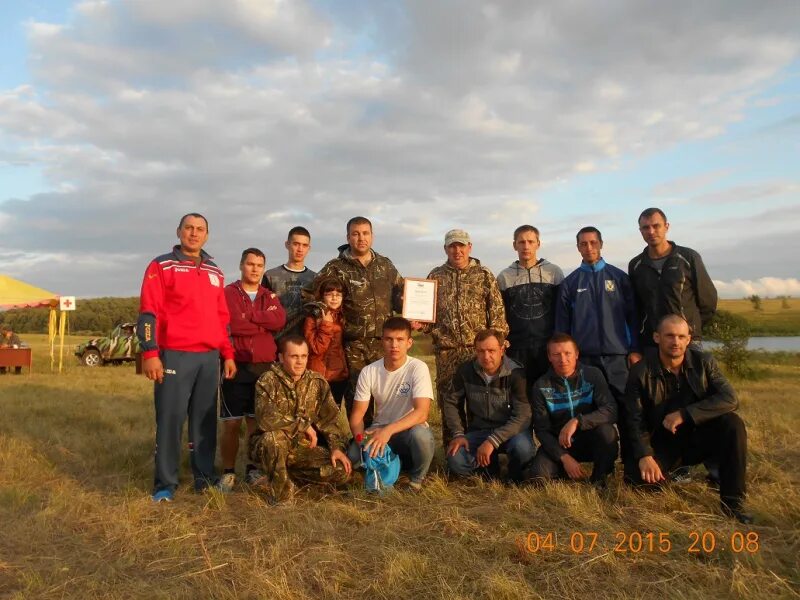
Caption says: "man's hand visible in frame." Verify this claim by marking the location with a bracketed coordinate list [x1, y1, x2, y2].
[223, 359, 237, 380]
[560, 454, 587, 480]
[409, 320, 424, 331]
[628, 352, 642, 367]
[364, 426, 392, 458]
[639, 456, 665, 483]
[304, 426, 318, 449]
[559, 418, 579, 448]
[476, 440, 495, 467]
[142, 356, 164, 383]
[447, 436, 469, 457]
[330, 449, 352, 475]
[662, 410, 684, 434]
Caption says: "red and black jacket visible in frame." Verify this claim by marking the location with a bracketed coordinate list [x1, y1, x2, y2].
[225, 281, 286, 364]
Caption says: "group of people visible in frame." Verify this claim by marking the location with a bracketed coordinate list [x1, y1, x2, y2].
[136, 208, 751, 523]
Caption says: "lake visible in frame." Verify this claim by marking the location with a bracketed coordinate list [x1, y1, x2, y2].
[705, 336, 800, 352]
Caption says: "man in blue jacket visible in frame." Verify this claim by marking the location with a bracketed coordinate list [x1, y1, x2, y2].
[555, 226, 641, 404]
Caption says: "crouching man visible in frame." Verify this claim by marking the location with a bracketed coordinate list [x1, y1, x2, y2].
[348, 317, 435, 491]
[249, 335, 351, 503]
[528, 333, 618, 487]
[622, 314, 751, 523]
[444, 329, 533, 481]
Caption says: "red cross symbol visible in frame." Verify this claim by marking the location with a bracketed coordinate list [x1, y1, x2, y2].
[62, 298, 72, 308]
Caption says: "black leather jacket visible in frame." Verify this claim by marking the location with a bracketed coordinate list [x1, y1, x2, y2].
[622, 347, 737, 460]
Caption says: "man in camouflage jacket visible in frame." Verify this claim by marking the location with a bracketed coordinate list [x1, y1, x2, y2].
[420, 230, 508, 444]
[306, 217, 403, 424]
[249, 335, 352, 502]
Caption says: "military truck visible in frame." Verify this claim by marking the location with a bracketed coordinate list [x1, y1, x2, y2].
[75, 323, 140, 366]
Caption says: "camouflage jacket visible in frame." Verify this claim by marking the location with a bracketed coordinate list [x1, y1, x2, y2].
[424, 258, 508, 350]
[307, 245, 403, 341]
[253, 363, 348, 451]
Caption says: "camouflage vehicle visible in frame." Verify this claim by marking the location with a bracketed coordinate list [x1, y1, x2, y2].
[75, 323, 140, 367]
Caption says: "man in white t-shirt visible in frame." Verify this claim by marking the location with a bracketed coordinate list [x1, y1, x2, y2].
[348, 317, 435, 489]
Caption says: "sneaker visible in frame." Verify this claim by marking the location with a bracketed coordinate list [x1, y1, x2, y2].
[721, 503, 754, 524]
[245, 468, 264, 485]
[670, 466, 692, 483]
[407, 480, 423, 492]
[218, 472, 236, 493]
[151, 489, 174, 503]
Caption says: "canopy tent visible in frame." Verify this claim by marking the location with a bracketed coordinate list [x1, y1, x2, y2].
[0, 275, 70, 372]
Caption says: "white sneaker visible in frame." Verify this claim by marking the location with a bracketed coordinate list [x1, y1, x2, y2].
[219, 472, 236, 493]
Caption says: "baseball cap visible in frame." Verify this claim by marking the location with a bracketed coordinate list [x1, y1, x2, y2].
[444, 229, 471, 246]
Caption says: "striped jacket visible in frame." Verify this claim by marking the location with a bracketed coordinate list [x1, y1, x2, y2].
[137, 245, 234, 360]
[531, 365, 616, 461]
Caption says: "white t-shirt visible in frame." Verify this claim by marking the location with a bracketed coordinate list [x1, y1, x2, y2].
[354, 356, 434, 428]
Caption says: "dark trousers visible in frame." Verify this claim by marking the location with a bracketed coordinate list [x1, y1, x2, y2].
[581, 354, 629, 459]
[623, 413, 747, 509]
[153, 349, 220, 493]
[507, 345, 549, 389]
[527, 424, 619, 483]
[344, 337, 383, 427]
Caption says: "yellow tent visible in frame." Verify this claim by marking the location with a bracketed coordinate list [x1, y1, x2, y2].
[0, 275, 69, 372]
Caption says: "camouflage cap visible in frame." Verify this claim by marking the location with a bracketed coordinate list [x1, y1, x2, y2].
[444, 229, 471, 246]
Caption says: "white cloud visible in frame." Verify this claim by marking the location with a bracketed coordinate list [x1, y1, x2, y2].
[715, 277, 800, 299]
[0, 1, 799, 294]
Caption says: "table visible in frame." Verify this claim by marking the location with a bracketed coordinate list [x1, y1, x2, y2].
[0, 348, 33, 374]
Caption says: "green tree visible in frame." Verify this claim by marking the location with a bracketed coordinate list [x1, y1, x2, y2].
[748, 294, 762, 311]
[704, 310, 753, 378]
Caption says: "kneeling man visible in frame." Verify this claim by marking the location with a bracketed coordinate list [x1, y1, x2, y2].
[444, 329, 533, 481]
[348, 317, 435, 490]
[249, 335, 351, 503]
[528, 333, 618, 486]
[622, 314, 751, 522]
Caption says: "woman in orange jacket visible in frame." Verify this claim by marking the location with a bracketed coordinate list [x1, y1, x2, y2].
[303, 277, 349, 406]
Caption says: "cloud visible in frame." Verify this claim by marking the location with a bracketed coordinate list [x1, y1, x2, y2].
[714, 277, 800, 298]
[0, 1, 799, 295]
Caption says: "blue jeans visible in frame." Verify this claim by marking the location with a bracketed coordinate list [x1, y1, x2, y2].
[347, 424, 435, 483]
[447, 430, 535, 482]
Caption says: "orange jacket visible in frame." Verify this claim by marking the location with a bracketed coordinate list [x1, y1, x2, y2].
[303, 313, 348, 382]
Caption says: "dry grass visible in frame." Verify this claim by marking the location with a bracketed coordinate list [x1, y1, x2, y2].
[1, 335, 798, 599]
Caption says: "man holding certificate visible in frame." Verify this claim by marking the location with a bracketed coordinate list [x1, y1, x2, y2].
[416, 229, 508, 446]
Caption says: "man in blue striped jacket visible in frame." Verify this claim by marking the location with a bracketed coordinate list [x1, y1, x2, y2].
[528, 333, 618, 487]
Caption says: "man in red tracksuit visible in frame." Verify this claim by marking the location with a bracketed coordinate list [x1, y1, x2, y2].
[219, 247, 286, 491]
[138, 213, 236, 502]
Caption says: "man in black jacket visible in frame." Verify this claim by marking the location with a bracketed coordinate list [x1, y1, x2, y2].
[444, 329, 533, 481]
[528, 333, 618, 486]
[628, 207, 717, 346]
[622, 314, 751, 523]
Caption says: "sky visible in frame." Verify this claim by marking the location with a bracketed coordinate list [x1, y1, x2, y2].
[0, 0, 798, 299]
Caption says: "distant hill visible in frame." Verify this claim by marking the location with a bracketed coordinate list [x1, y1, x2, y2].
[0, 297, 139, 335]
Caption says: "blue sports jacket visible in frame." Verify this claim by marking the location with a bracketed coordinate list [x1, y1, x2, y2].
[555, 259, 640, 356]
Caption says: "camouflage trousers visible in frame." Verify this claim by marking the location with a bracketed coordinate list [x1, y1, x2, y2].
[343, 337, 384, 426]
[249, 431, 349, 502]
[435, 346, 475, 445]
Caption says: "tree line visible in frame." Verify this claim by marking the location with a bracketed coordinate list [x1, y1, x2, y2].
[0, 297, 139, 335]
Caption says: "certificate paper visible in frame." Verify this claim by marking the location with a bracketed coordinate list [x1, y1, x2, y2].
[402, 278, 438, 323]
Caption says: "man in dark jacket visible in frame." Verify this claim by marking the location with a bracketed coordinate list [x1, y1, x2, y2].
[306, 216, 404, 424]
[496, 225, 564, 387]
[622, 314, 751, 523]
[444, 329, 533, 481]
[219, 248, 286, 492]
[528, 333, 618, 486]
[628, 208, 717, 346]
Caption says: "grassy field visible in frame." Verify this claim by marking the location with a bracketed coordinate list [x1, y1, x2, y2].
[719, 298, 800, 336]
[1, 335, 799, 599]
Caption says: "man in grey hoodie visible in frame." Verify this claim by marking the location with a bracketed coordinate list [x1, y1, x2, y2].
[497, 225, 564, 387]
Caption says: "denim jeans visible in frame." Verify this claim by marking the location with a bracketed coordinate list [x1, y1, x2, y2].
[447, 429, 535, 482]
[347, 424, 435, 484]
